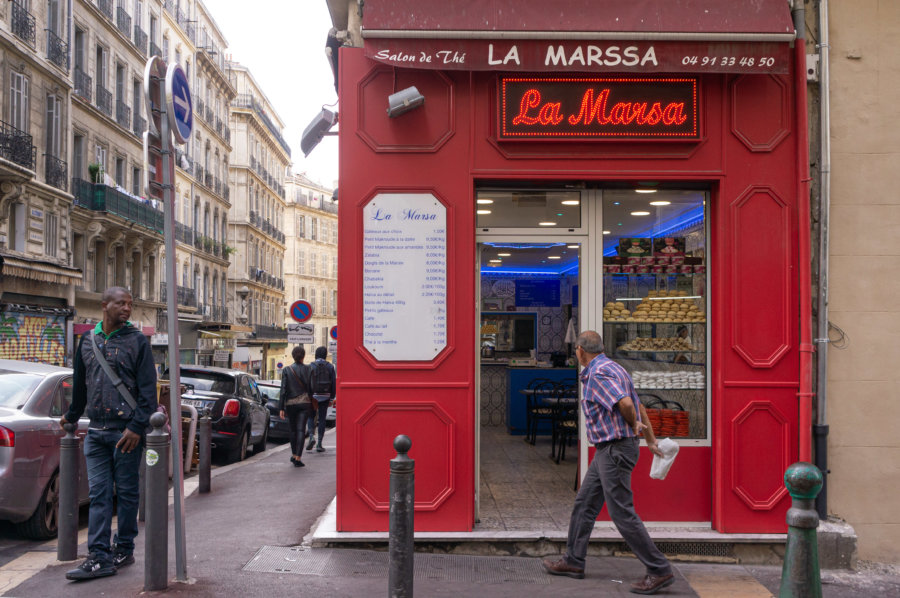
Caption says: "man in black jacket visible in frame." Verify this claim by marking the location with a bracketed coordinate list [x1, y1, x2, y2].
[306, 346, 336, 452]
[60, 287, 158, 580]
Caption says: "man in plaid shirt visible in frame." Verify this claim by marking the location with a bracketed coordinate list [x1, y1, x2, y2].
[542, 330, 675, 595]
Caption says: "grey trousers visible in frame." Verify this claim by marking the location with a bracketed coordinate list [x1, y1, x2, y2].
[564, 437, 671, 576]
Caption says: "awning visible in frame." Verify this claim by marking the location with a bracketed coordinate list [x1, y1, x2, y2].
[362, 0, 795, 74]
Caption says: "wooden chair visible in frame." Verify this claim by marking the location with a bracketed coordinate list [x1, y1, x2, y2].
[525, 379, 557, 445]
[551, 383, 579, 463]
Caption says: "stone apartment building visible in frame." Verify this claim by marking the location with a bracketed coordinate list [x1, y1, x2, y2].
[284, 172, 337, 357]
[226, 60, 290, 379]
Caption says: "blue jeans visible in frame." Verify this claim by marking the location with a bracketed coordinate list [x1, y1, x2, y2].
[84, 429, 143, 560]
[306, 398, 331, 443]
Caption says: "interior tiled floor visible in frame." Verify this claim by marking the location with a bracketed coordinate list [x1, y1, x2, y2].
[476, 425, 579, 531]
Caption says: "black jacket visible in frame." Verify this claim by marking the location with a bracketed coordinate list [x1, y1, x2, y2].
[280, 362, 310, 403]
[309, 358, 336, 401]
[66, 324, 158, 434]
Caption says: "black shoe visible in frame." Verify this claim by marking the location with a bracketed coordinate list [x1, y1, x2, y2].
[316, 443, 325, 452]
[112, 551, 135, 569]
[541, 557, 585, 579]
[293, 459, 305, 467]
[65, 555, 116, 580]
[306, 439, 316, 450]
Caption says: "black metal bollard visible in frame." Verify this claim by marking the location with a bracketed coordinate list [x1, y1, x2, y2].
[57, 422, 79, 561]
[198, 410, 211, 494]
[144, 412, 170, 591]
[779, 462, 824, 598]
[389, 435, 414, 598]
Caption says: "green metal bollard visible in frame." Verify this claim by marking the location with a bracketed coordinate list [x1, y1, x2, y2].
[779, 462, 824, 598]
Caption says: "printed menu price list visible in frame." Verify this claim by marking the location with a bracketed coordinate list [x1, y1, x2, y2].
[363, 193, 447, 361]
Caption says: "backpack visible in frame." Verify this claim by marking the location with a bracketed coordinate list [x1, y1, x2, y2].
[310, 360, 333, 395]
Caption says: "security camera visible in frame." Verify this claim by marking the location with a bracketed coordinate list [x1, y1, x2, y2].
[301, 108, 337, 157]
[387, 86, 425, 118]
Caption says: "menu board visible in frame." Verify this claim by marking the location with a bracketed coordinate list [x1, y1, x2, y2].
[515, 279, 561, 307]
[363, 193, 447, 361]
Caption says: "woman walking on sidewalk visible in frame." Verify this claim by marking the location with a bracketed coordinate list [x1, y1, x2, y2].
[280, 346, 313, 467]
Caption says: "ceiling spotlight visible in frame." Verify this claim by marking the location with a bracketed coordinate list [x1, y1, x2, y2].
[561, 200, 580, 206]
[567, 244, 579, 249]
[489, 259, 502, 263]
[548, 256, 561, 260]
[602, 230, 611, 235]
[538, 221, 556, 226]
[476, 199, 494, 204]
[635, 189, 657, 194]
[650, 201, 671, 206]
[387, 86, 425, 118]
[497, 252, 511, 257]
[476, 209, 491, 215]
[631, 211, 650, 216]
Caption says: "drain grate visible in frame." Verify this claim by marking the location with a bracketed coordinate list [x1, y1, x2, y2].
[244, 547, 549, 584]
[611, 541, 736, 560]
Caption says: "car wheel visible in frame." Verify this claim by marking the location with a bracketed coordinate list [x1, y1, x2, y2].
[228, 429, 249, 463]
[254, 419, 269, 453]
[16, 472, 60, 540]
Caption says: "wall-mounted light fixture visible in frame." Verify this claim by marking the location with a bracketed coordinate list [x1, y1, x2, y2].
[301, 107, 337, 157]
[387, 86, 425, 118]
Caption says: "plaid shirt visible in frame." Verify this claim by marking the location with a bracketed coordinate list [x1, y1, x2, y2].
[579, 353, 642, 444]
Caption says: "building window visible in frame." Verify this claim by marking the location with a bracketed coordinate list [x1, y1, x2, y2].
[73, 133, 85, 179]
[9, 71, 30, 132]
[321, 289, 326, 316]
[45, 211, 58, 257]
[115, 156, 125, 187]
[46, 94, 62, 157]
[311, 217, 317, 241]
[299, 286, 306, 299]
[332, 290, 337, 316]
[8, 203, 26, 251]
[321, 254, 328, 278]
[310, 253, 317, 276]
[298, 250, 305, 275]
[332, 255, 337, 279]
[132, 166, 141, 196]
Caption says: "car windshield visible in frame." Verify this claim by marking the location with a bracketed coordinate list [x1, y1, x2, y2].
[0, 372, 43, 408]
[179, 372, 235, 394]
[258, 385, 280, 401]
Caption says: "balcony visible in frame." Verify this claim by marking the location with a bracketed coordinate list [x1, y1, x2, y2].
[224, 126, 231, 143]
[253, 324, 287, 341]
[46, 30, 69, 69]
[215, 117, 223, 135]
[72, 178, 163, 233]
[116, 5, 131, 38]
[204, 172, 212, 188]
[133, 113, 146, 137]
[116, 100, 131, 130]
[98, 0, 113, 20]
[150, 41, 161, 58]
[96, 84, 113, 117]
[193, 233, 203, 250]
[160, 282, 197, 308]
[44, 155, 67, 191]
[175, 221, 193, 245]
[0, 120, 36, 170]
[133, 26, 148, 55]
[196, 98, 205, 121]
[249, 210, 257, 226]
[224, 186, 230, 201]
[205, 106, 213, 123]
[194, 164, 204, 183]
[211, 305, 228, 322]
[74, 68, 92, 102]
[11, 1, 36, 47]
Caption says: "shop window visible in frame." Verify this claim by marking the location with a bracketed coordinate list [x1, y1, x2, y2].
[601, 189, 708, 441]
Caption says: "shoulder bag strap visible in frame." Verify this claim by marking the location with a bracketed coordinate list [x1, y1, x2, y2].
[90, 331, 138, 411]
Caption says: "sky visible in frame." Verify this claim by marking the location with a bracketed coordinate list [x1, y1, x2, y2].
[211, 0, 339, 189]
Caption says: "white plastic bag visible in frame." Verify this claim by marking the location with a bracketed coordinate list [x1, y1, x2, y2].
[649, 438, 680, 480]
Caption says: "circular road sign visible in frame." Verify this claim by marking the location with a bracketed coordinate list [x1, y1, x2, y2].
[166, 64, 192, 144]
[290, 300, 313, 323]
[329, 326, 338, 340]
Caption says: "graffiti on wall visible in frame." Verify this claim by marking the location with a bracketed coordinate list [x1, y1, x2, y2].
[0, 312, 67, 365]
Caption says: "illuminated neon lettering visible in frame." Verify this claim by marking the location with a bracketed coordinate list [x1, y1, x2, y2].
[567, 89, 612, 125]
[512, 89, 542, 125]
[662, 103, 688, 125]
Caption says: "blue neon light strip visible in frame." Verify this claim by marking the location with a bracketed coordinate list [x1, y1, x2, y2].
[603, 205, 705, 256]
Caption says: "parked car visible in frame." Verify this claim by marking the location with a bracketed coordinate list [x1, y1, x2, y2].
[168, 366, 270, 463]
[0, 359, 89, 539]
[257, 380, 289, 442]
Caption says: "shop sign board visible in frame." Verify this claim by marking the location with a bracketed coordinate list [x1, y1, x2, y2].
[213, 350, 229, 362]
[363, 193, 447, 361]
[499, 77, 699, 140]
[365, 39, 791, 74]
[287, 322, 315, 344]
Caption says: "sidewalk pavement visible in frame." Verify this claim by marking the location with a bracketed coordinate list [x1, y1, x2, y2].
[1, 429, 897, 597]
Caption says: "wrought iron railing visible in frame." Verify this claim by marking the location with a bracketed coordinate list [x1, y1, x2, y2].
[215, 117, 223, 135]
[133, 26, 148, 55]
[72, 178, 163, 233]
[224, 126, 231, 143]
[204, 172, 212, 188]
[0, 120, 36, 170]
[160, 282, 197, 308]
[195, 164, 204, 183]
[96, 84, 113, 117]
[116, 5, 131, 38]
[196, 97, 205, 120]
[98, 0, 113, 20]
[224, 186, 230, 201]
[44, 155, 68, 191]
[116, 100, 131, 130]
[214, 176, 221, 195]
[11, 1, 36, 46]
[133, 113, 146, 137]
[74, 68, 92, 102]
[150, 40, 161, 57]
[249, 210, 257, 226]
[175, 221, 193, 245]
[46, 29, 69, 69]
[205, 106, 213, 123]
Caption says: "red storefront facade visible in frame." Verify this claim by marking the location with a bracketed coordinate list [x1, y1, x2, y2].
[332, 0, 811, 534]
